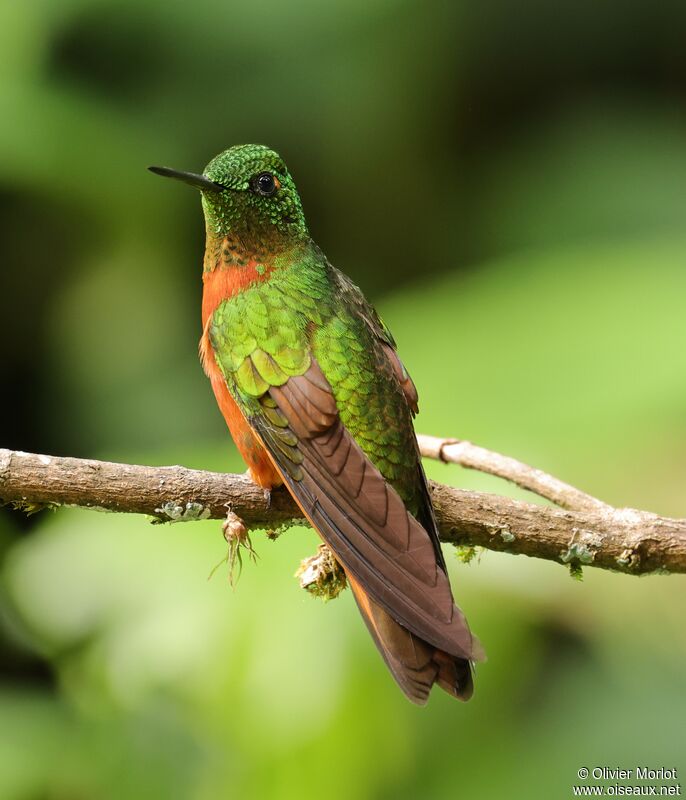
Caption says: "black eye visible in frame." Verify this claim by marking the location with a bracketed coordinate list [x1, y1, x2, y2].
[252, 171, 278, 196]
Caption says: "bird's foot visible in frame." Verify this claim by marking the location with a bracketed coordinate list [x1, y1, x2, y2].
[295, 544, 347, 601]
[208, 507, 258, 586]
[263, 487, 272, 510]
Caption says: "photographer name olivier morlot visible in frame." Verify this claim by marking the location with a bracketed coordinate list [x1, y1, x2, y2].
[592, 769, 679, 781]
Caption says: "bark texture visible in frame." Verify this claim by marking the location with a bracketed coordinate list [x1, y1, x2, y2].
[1, 447, 684, 577]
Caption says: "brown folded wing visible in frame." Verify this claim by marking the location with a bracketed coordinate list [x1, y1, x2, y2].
[247, 359, 481, 676]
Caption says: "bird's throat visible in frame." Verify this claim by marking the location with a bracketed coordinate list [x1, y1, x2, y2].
[201, 232, 283, 326]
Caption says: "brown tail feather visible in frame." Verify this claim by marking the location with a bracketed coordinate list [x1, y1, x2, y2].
[348, 575, 474, 704]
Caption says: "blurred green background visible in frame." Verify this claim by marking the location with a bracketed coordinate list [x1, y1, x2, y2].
[1, 1, 685, 798]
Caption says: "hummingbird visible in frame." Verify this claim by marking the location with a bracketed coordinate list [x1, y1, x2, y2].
[149, 144, 483, 704]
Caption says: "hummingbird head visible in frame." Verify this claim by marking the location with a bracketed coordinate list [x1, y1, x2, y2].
[149, 144, 308, 253]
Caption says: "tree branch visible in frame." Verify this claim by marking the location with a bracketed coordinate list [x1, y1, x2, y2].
[1, 445, 684, 577]
[415, 435, 613, 514]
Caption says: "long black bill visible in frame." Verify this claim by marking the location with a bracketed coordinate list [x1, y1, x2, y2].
[147, 165, 224, 192]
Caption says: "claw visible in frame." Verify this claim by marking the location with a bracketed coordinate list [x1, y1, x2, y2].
[263, 487, 272, 510]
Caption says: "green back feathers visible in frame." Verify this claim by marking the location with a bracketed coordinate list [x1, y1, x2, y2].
[209, 251, 421, 509]
[209, 252, 327, 397]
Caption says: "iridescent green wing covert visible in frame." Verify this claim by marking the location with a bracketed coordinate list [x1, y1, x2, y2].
[208, 261, 479, 673]
[329, 265, 420, 415]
